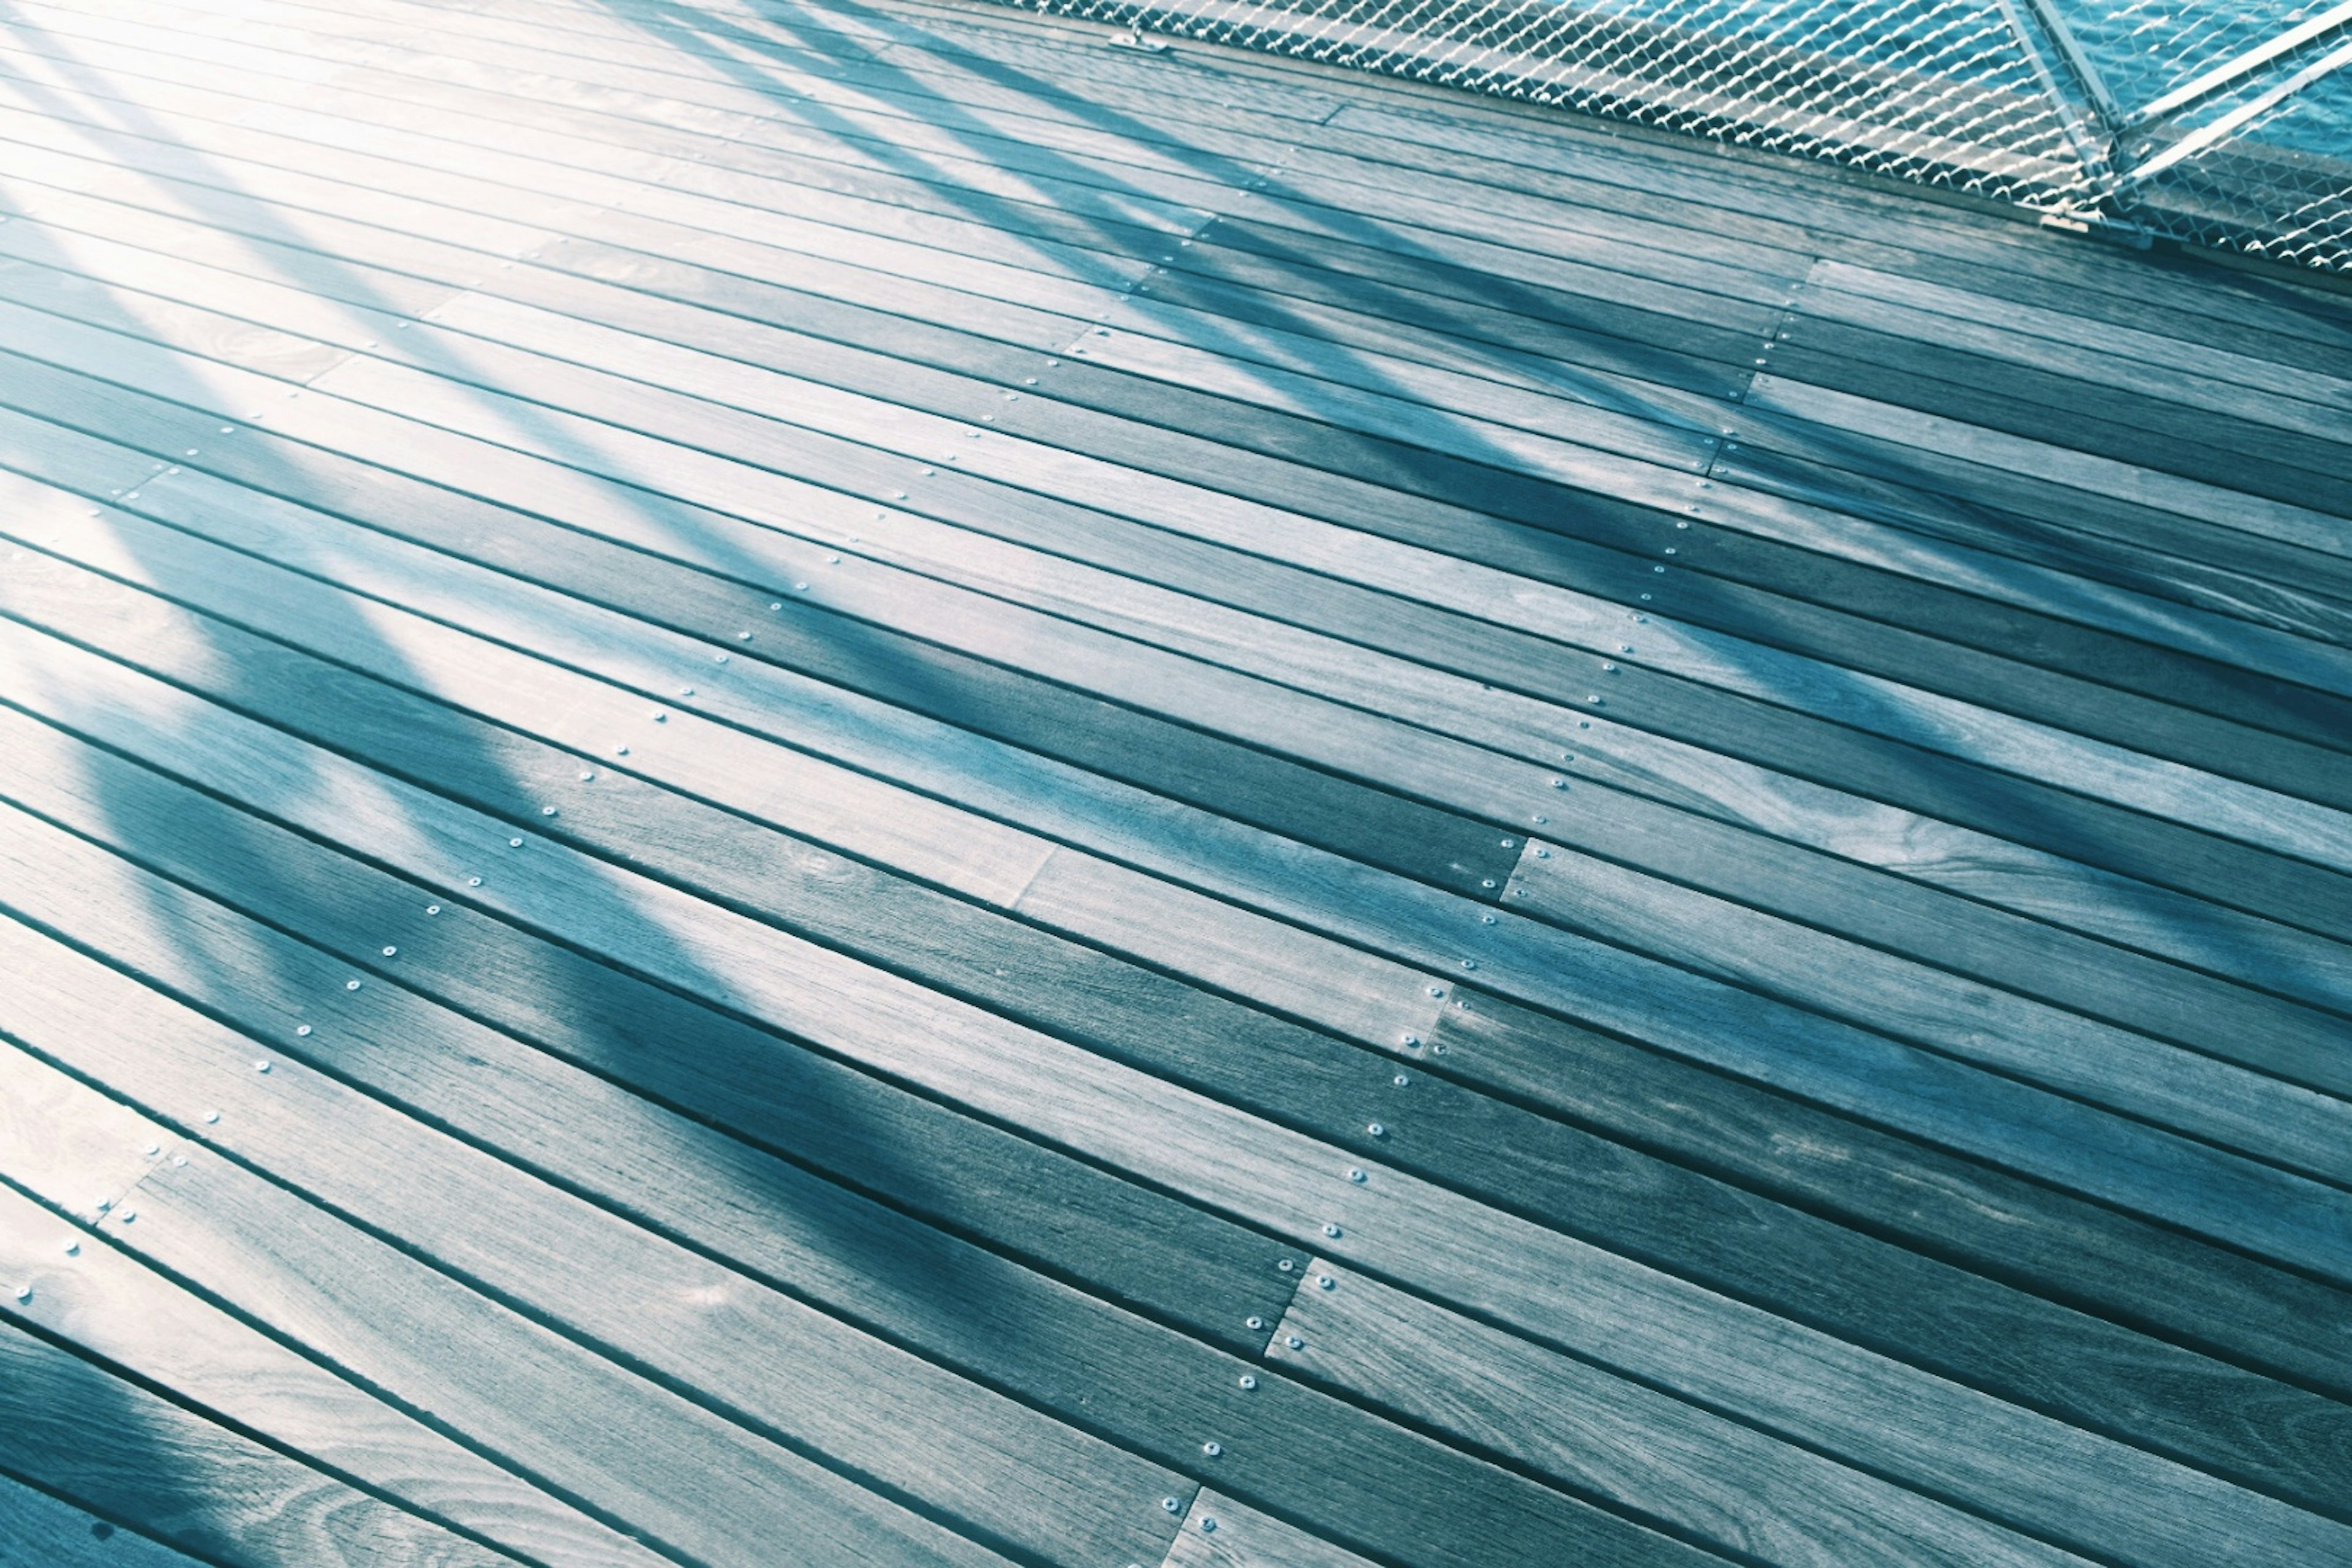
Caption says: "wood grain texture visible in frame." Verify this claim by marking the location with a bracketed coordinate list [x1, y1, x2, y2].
[0, 925, 1156, 1568]
[6, 4, 2352, 1564]
[0, 583, 2339, 1568]
[0, 1314, 511, 1568]
[0, 852, 1708, 1568]
[8, 684, 2348, 1525]
[0, 1185, 675, 1568]
[0, 1471, 205, 1568]
[2, 533, 2345, 1298]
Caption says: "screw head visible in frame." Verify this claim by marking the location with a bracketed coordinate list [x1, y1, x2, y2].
[1276, 1259, 1294, 1272]
[1245, 1315, 1264, 1330]
[1200, 1518, 1218, 1534]
[1347, 1167, 1366, 1183]
[63, 1241, 78, 1256]
[255, 1059, 273, 1072]
[1393, 1073, 1409, 1087]
[1202, 1441, 1222, 1457]
[1316, 1273, 1335, 1291]
[381, 946, 397, 957]
[1286, 1335, 1303, 1350]
[1322, 1223, 1341, 1238]
[1237, 1374, 1257, 1390]
[1162, 1496, 1181, 1515]
[202, 1111, 219, 1124]
[508, 837, 524, 848]
[467, 876, 483, 887]
[1367, 1121, 1386, 1137]
[426, 905, 440, 915]
[345, 980, 361, 992]
[295, 1025, 312, 1037]
[12, 1285, 27, 1302]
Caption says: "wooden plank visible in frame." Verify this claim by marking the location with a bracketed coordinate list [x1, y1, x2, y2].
[10, 437, 2349, 1206]
[4, 81, 2352, 818]
[7, 461, 2350, 1299]
[1708, 445, 2352, 644]
[4, 276, 2337, 1076]
[0, 1184, 679, 1568]
[1317, 102, 2352, 365]
[6, 316, 2342, 1041]
[13, 15, 2352, 738]
[1158, 1491, 1380, 1568]
[0, 1066, 1031, 1568]
[12, 680, 2350, 1526]
[1267, 1262, 2096, 1567]
[1757, 326, 2352, 516]
[4, 541, 2341, 1423]
[0, 589, 2344, 1564]
[1744, 374, 2352, 557]
[15, 474, 2351, 1197]
[0, 703, 1295, 1352]
[0, 918, 1187, 1568]
[1422, 985, 2352, 1402]
[9, 12, 2342, 710]
[24, 0, 1831, 310]
[0, 858, 1714, 1568]
[0, 1471, 206, 1568]
[21, 0, 1825, 303]
[1801, 260, 2352, 433]
[2, 208, 2340, 898]
[0, 1312, 511, 1567]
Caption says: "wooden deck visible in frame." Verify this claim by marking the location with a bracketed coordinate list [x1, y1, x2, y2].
[0, 0, 2349, 1561]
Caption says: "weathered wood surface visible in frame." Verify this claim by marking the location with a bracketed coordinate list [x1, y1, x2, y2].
[2, 0, 2350, 1561]
[0, 1472, 211, 1568]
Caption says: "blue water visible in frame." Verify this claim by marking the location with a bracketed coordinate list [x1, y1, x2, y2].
[2048, 0, 2351, 158]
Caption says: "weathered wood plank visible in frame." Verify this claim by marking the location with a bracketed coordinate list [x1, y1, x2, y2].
[12, 200, 2352, 1011]
[1800, 261, 2352, 432]
[1758, 329, 2352, 515]
[11, 675, 2349, 1523]
[13, 67, 2352, 832]
[22, 451, 2352, 1178]
[0, 1044, 1025, 1568]
[0, 595, 2340, 1566]
[0, 874, 1711, 1568]
[1708, 443, 2352, 644]
[0, 1184, 677, 1568]
[13, 17, 2352, 752]
[6, 535, 2342, 1433]
[1268, 1262, 2092, 1567]
[1157, 1490, 1383, 1568]
[0, 1309, 510, 1566]
[4, 235, 2352, 921]
[0, 922, 1185, 1568]
[0, 1471, 205, 1568]
[6, 471, 2347, 1290]
[12, 458, 2352, 1219]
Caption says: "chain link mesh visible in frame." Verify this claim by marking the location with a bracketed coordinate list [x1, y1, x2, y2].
[997, 0, 2352, 272]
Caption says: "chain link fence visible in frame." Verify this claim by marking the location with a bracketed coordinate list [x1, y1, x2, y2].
[996, 0, 2352, 273]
